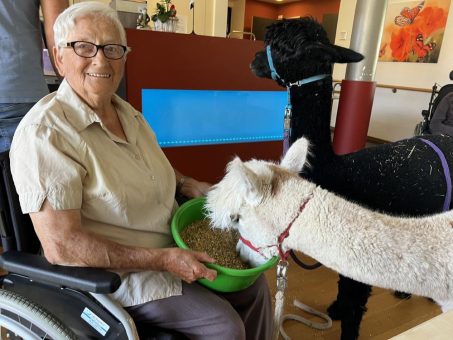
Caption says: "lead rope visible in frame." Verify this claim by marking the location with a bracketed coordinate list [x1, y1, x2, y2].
[267, 45, 332, 338]
[273, 260, 288, 340]
[279, 300, 333, 340]
[273, 260, 332, 340]
[283, 88, 292, 155]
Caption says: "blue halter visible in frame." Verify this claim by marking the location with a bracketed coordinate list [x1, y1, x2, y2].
[266, 45, 330, 154]
[266, 45, 280, 81]
[265, 45, 329, 86]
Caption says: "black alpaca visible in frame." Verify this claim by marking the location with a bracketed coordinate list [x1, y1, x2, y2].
[251, 17, 453, 340]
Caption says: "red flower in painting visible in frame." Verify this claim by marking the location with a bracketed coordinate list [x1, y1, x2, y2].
[390, 27, 413, 61]
[388, 4, 446, 62]
[414, 6, 447, 37]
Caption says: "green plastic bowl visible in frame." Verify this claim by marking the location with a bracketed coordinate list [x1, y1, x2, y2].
[171, 197, 278, 292]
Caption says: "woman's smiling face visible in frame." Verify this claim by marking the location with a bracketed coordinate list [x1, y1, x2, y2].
[54, 15, 126, 106]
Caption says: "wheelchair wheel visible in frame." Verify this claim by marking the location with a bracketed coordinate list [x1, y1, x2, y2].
[0, 289, 77, 340]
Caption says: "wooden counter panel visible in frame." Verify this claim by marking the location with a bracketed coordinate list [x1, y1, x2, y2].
[162, 141, 282, 183]
[125, 30, 283, 181]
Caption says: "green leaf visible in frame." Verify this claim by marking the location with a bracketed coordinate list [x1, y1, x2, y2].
[153, 1, 176, 23]
[157, 13, 170, 23]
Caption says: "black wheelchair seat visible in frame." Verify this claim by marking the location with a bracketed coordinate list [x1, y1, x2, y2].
[415, 70, 453, 136]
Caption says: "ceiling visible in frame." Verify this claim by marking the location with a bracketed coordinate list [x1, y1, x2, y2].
[255, 0, 303, 4]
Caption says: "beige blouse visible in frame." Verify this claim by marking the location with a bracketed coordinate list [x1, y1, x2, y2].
[10, 79, 182, 306]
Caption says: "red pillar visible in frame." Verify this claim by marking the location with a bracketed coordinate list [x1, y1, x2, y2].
[332, 0, 388, 155]
[333, 80, 376, 154]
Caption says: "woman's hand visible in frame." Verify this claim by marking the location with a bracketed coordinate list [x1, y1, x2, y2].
[181, 177, 211, 198]
[161, 248, 217, 283]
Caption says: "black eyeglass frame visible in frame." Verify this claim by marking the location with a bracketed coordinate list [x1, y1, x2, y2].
[62, 41, 131, 60]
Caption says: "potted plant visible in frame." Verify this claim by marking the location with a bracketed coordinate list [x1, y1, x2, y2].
[151, 0, 178, 32]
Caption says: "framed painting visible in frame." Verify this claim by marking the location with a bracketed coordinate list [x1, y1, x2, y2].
[379, 0, 451, 63]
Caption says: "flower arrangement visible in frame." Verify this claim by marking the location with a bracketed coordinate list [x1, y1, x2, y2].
[151, 0, 177, 23]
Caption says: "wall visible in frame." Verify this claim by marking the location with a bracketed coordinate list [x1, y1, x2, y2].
[243, 0, 341, 36]
[277, 0, 340, 21]
[142, 0, 228, 36]
[210, 0, 229, 37]
[243, 0, 277, 31]
[333, 0, 453, 141]
[228, 0, 246, 36]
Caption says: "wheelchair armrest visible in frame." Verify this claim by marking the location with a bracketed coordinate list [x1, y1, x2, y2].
[0, 251, 121, 294]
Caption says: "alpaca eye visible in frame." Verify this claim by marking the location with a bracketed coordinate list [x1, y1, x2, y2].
[230, 214, 240, 223]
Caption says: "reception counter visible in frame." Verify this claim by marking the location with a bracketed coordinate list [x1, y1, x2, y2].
[125, 29, 284, 183]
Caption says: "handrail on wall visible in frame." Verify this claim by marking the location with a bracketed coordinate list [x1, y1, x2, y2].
[376, 83, 432, 93]
[332, 80, 431, 94]
[227, 30, 256, 41]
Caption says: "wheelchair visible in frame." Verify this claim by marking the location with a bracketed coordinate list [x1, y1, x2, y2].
[0, 151, 185, 339]
[414, 70, 453, 136]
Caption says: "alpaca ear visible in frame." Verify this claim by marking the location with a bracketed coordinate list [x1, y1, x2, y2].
[281, 137, 309, 172]
[230, 158, 264, 206]
[306, 43, 364, 64]
[329, 44, 364, 63]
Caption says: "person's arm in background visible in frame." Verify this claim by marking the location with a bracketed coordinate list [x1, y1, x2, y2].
[429, 96, 453, 136]
[40, 0, 68, 77]
[175, 169, 211, 198]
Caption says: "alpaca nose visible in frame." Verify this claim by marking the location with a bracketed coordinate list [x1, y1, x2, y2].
[230, 214, 240, 223]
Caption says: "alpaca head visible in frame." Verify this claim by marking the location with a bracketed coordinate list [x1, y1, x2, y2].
[206, 138, 311, 266]
[250, 17, 364, 85]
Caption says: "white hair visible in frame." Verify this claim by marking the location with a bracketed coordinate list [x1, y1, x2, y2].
[53, 1, 127, 55]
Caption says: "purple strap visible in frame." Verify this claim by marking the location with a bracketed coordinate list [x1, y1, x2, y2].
[420, 138, 452, 211]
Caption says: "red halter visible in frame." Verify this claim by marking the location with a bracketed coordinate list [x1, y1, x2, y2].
[239, 197, 311, 261]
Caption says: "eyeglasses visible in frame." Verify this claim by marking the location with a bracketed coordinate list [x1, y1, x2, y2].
[61, 41, 130, 60]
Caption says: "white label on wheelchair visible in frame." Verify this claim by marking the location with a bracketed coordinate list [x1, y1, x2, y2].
[81, 307, 110, 336]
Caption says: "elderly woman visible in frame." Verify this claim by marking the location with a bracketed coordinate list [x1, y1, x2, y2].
[10, 2, 272, 339]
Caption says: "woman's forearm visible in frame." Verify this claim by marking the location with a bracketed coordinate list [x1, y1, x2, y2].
[30, 200, 217, 282]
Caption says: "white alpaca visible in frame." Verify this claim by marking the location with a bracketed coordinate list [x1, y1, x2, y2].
[206, 138, 453, 313]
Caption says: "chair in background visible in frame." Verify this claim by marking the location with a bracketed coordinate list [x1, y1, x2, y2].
[415, 70, 453, 135]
